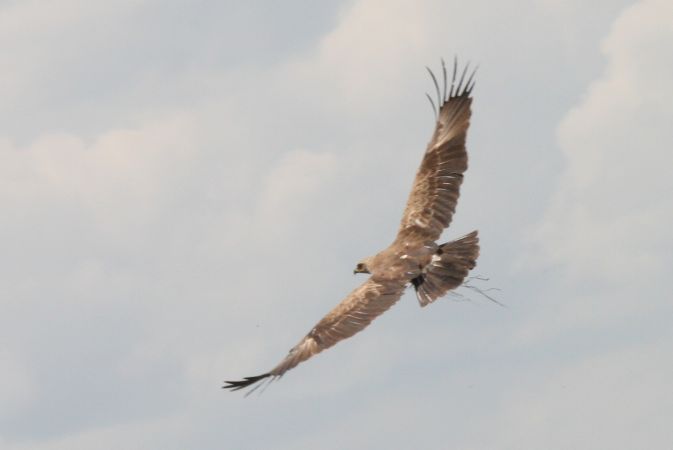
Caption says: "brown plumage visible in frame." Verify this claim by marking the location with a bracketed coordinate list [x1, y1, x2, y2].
[224, 59, 479, 393]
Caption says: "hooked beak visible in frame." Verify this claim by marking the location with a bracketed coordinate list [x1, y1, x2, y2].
[353, 265, 368, 275]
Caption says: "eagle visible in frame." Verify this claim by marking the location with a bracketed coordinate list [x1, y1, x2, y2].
[224, 59, 479, 393]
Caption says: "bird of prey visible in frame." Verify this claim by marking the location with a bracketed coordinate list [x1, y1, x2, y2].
[224, 59, 479, 393]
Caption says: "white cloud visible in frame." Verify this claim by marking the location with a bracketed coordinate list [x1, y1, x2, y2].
[256, 149, 339, 236]
[506, 5, 673, 447]
[0, 113, 199, 239]
[533, 0, 673, 284]
[290, 0, 431, 109]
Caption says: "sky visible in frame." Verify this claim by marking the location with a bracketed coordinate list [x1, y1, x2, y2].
[1, 0, 672, 448]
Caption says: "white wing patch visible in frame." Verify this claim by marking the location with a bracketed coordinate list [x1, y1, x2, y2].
[414, 218, 427, 227]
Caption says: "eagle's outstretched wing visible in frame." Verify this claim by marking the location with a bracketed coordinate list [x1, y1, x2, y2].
[396, 59, 476, 244]
[223, 277, 407, 392]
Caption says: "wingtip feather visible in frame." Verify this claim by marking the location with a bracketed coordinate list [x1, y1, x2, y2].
[223, 373, 272, 392]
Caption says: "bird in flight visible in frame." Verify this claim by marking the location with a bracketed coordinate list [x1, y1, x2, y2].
[224, 58, 479, 394]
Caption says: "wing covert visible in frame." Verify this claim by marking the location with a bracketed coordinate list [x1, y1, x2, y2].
[223, 277, 406, 392]
[397, 60, 476, 244]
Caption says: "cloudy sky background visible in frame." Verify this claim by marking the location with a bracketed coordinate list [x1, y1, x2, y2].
[1, 0, 672, 448]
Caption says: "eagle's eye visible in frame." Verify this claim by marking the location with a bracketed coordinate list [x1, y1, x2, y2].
[356, 263, 363, 270]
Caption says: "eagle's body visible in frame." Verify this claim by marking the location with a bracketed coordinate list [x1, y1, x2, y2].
[224, 59, 479, 393]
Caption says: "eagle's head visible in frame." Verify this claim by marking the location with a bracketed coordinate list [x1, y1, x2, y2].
[353, 257, 373, 275]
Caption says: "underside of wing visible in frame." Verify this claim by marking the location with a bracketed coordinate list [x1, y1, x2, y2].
[223, 277, 407, 393]
[397, 59, 476, 244]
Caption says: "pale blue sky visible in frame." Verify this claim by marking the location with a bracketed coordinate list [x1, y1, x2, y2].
[1, 0, 672, 449]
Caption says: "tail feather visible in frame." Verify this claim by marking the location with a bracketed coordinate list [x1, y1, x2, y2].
[413, 230, 479, 307]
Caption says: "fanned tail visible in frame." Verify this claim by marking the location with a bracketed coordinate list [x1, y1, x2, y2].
[413, 230, 479, 306]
